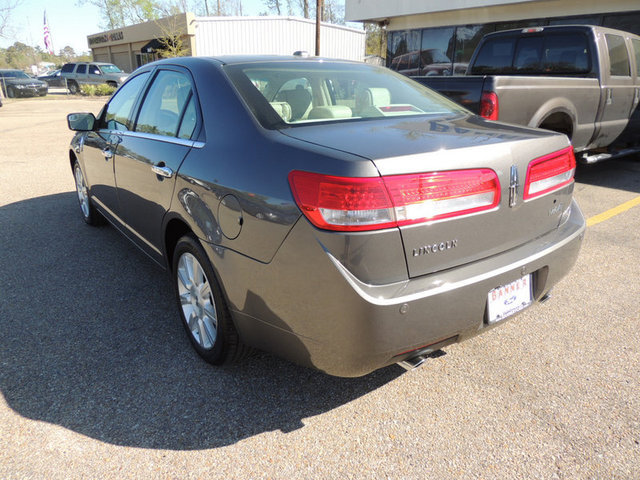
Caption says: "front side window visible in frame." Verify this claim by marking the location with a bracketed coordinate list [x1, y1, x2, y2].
[88, 64, 101, 75]
[135, 70, 195, 138]
[606, 34, 631, 76]
[225, 61, 466, 128]
[103, 72, 149, 131]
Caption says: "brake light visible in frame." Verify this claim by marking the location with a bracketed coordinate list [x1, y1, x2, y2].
[524, 147, 576, 200]
[288, 169, 500, 232]
[480, 92, 499, 120]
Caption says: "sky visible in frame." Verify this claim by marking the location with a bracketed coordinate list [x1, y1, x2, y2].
[0, 0, 276, 54]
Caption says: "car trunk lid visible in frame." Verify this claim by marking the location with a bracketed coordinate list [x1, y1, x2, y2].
[282, 115, 574, 278]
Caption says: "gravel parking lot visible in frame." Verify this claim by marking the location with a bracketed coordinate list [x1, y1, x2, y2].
[1, 96, 639, 479]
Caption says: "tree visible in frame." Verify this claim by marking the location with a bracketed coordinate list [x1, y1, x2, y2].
[60, 46, 76, 62]
[365, 22, 385, 57]
[81, 0, 163, 29]
[0, 0, 21, 39]
[263, 0, 282, 15]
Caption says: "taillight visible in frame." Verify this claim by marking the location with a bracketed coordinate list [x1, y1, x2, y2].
[288, 169, 500, 232]
[480, 91, 499, 120]
[524, 147, 576, 200]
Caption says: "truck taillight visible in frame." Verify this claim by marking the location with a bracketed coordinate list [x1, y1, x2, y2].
[480, 92, 499, 120]
[288, 169, 500, 232]
[524, 147, 576, 200]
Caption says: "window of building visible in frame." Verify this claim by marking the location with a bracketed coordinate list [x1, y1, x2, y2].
[420, 27, 455, 75]
[603, 12, 640, 36]
[453, 25, 495, 75]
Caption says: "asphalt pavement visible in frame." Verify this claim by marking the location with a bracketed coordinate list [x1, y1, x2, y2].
[1, 96, 639, 479]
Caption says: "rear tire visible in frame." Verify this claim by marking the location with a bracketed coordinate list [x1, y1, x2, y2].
[68, 81, 78, 94]
[73, 160, 104, 226]
[172, 235, 250, 365]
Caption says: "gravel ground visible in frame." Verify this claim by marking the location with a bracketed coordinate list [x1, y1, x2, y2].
[1, 97, 639, 479]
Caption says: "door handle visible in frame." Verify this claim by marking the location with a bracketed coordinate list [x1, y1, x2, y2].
[606, 88, 613, 105]
[102, 147, 113, 160]
[152, 164, 173, 178]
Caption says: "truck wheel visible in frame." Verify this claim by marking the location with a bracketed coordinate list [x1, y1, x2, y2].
[68, 81, 79, 94]
[7, 87, 15, 98]
[106, 81, 117, 89]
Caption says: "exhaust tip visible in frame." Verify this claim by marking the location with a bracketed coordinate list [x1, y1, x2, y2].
[398, 354, 428, 371]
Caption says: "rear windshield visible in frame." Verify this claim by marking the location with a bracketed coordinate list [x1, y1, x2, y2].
[471, 31, 591, 75]
[0, 70, 29, 79]
[224, 61, 466, 128]
[100, 64, 123, 73]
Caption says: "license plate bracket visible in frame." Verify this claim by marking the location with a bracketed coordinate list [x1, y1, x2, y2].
[487, 274, 533, 324]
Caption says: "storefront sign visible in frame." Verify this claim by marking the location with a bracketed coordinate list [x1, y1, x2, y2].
[88, 31, 124, 45]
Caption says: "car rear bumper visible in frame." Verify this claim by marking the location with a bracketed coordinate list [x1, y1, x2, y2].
[206, 199, 586, 377]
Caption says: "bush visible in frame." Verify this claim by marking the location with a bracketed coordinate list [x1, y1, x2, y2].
[79, 83, 116, 96]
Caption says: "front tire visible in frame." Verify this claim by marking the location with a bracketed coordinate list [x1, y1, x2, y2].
[73, 160, 104, 226]
[172, 235, 248, 365]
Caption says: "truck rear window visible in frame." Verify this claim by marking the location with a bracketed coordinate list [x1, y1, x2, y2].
[471, 32, 591, 75]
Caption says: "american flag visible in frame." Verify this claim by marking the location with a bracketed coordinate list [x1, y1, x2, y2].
[44, 11, 53, 54]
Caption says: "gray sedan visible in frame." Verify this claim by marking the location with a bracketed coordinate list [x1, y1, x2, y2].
[67, 56, 585, 377]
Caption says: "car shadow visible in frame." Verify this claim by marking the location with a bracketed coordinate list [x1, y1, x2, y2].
[0, 192, 403, 450]
[574, 155, 640, 194]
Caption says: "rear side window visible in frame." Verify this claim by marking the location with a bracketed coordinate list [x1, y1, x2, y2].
[76, 64, 87, 74]
[606, 34, 630, 76]
[633, 39, 640, 76]
[61, 63, 75, 73]
[135, 70, 196, 138]
[471, 37, 515, 74]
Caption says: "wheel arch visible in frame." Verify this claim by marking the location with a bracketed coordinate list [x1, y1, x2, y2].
[529, 100, 577, 141]
[164, 216, 194, 271]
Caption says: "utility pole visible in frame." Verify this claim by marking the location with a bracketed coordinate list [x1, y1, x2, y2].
[315, 0, 323, 56]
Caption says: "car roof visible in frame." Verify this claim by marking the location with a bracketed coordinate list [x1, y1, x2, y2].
[143, 55, 361, 71]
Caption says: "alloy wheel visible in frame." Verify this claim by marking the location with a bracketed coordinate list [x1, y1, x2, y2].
[176, 252, 218, 350]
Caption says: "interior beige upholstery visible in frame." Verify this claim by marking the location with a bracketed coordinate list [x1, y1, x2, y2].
[308, 105, 353, 120]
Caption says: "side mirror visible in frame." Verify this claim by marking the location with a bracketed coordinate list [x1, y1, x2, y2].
[67, 112, 96, 131]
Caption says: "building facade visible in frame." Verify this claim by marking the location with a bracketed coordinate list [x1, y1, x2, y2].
[345, 0, 640, 75]
[88, 14, 366, 73]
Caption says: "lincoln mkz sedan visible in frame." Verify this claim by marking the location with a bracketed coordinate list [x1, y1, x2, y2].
[67, 56, 585, 377]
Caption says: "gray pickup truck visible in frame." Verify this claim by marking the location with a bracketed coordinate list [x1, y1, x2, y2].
[60, 62, 129, 94]
[413, 25, 640, 164]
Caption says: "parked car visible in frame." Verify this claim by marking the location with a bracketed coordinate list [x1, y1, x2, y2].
[38, 69, 66, 87]
[0, 69, 48, 97]
[60, 62, 129, 94]
[413, 25, 640, 164]
[66, 56, 585, 377]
